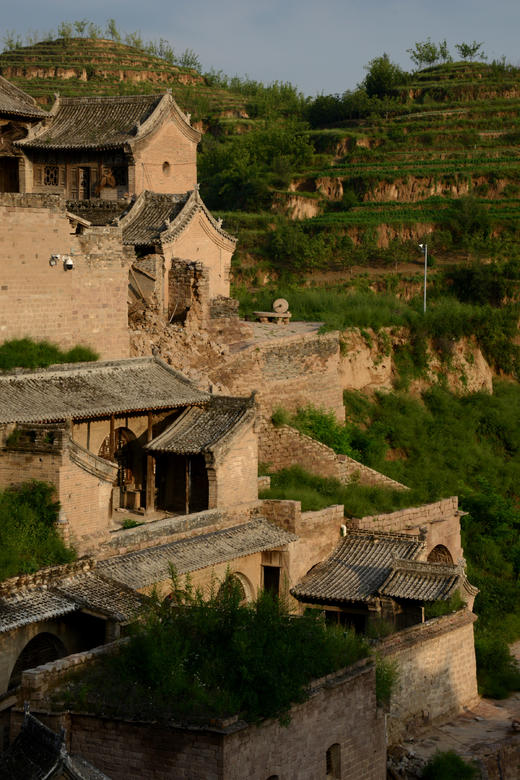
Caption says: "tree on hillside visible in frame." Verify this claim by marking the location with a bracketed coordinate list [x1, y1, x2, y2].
[455, 41, 486, 61]
[362, 53, 407, 99]
[407, 38, 441, 68]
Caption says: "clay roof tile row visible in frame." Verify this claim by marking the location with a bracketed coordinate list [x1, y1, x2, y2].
[0, 357, 209, 424]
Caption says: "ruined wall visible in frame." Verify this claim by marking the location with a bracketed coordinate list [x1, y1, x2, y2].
[12, 658, 386, 780]
[132, 117, 197, 194]
[211, 331, 345, 421]
[0, 194, 130, 358]
[354, 497, 463, 563]
[163, 211, 233, 299]
[379, 610, 479, 744]
[259, 421, 408, 490]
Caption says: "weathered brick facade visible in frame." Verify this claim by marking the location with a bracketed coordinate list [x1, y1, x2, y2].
[0, 193, 131, 358]
[10, 654, 386, 780]
[259, 420, 408, 490]
[379, 609, 479, 744]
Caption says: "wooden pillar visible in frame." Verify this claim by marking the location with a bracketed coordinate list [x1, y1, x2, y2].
[109, 415, 115, 460]
[185, 457, 190, 515]
[146, 411, 155, 514]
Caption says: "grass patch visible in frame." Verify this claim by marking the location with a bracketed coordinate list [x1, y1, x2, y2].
[0, 339, 98, 371]
[421, 751, 478, 779]
[0, 481, 75, 581]
[259, 466, 417, 517]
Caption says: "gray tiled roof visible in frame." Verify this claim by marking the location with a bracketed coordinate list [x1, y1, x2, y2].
[0, 357, 209, 424]
[120, 191, 189, 246]
[98, 518, 298, 590]
[379, 559, 462, 601]
[0, 571, 143, 634]
[118, 189, 236, 247]
[17, 94, 162, 150]
[66, 198, 130, 226]
[146, 395, 254, 454]
[0, 75, 47, 119]
[290, 532, 424, 605]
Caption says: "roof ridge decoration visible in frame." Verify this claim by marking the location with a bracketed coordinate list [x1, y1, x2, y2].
[160, 188, 237, 246]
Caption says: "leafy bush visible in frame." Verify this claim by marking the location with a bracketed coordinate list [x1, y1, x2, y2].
[288, 405, 359, 457]
[474, 634, 520, 698]
[0, 481, 75, 580]
[375, 656, 398, 706]
[0, 339, 98, 371]
[424, 592, 466, 619]
[59, 570, 370, 723]
[421, 751, 478, 779]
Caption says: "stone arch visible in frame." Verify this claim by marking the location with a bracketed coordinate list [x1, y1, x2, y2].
[8, 632, 66, 690]
[427, 544, 454, 564]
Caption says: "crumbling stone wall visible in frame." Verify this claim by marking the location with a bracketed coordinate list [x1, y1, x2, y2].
[379, 610, 479, 744]
[209, 296, 239, 319]
[0, 194, 131, 358]
[258, 420, 408, 490]
[167, 258, 209, 327]
[212, 331, 345, 421]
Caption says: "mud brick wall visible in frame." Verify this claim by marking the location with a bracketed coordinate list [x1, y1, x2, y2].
[355, 497, 463, 563]
[0, 194, 131, 359]
[12, 659, 385, 780]
[258, 421, 407, 491]
[211, 424, 258, 509]
[211, 331, 345, 421]
[379, 610, 479, 745]
[167, 258, 210, 325]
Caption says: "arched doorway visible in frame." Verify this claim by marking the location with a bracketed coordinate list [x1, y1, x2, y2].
[427, 545, 454, 564]
[8, 633, 66, 690]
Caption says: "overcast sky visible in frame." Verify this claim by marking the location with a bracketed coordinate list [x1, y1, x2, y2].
[2, 0, 519, 96]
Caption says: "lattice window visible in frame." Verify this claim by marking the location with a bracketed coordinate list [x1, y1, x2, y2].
[43, 165, 59, 186]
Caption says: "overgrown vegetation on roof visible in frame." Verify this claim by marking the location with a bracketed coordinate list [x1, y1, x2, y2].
[0, 481, 75, 581]
[0, 339, 98, 371]
[56, 569, 369, 724]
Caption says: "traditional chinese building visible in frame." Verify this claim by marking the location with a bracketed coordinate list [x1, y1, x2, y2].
[0, 75, 47, 193]
[15, 91, 200, 199]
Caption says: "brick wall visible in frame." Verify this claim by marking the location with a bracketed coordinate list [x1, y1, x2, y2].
[0, 194, 131, 359]
[133, 118, 197, 195]
[379, 610, 479, 744]
[13, 657, 386, 780]
[354, 497, 463, 563]
[259, 421, 408, 490]
[211, 422, 258, 509]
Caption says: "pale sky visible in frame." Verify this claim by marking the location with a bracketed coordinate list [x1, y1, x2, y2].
[2, 0, 519, 95]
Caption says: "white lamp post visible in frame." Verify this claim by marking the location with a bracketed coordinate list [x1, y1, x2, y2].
[419, 243, 427, 313]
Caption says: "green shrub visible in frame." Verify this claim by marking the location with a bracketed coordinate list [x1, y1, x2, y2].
[0, 339, 98, 371]
[375, 656, 398, 706]
[424, 592, 466, 619]
[0, 481, 75, 580]
[421, 751, 478, 779]
[58, 570, 370, 723]
[475, 634, 520, 698]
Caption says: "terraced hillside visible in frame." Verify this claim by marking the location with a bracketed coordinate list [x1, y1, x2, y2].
[3, 40, 520, 281]
[0, 37, 248, 120]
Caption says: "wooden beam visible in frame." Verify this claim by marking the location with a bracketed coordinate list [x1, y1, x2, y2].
[146, 411, 155, 514]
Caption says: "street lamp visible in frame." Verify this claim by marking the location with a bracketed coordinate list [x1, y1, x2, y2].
[419, 243, 427, 313]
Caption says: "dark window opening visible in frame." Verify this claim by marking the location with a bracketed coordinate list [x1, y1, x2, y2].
[428, 544, 454, 564]
[326, 743, 341, 779]
[263, 565, 280, 597]
[155, 453, 208, 515]
[44, 165, 59, 186]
